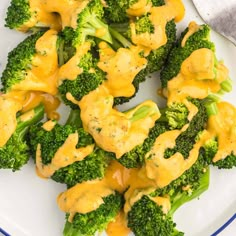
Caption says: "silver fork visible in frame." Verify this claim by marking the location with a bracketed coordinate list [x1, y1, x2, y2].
[192, 0, 236, 45]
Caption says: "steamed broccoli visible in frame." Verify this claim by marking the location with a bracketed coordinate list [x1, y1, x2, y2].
[58, 52, 106, 109]
[204, 138, 236, 169]
[127, 164, 210, 236]
[1, 30, 59, 95]
[116, 102, 189, 168]
[1, 31, 44, 93]
[164, 98, 208, 159]
[160, 23, 216, 88]
[0, 104, 44, 171]
[5, 0, 58, 32]
[63, 192, 123, 236]
[29, 109, 110, 187]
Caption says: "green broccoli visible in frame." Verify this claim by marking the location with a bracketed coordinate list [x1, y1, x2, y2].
[0, 104, 44, 171]
[58, 52, 106, 109]
[116, 102, 189, 168]
[104, 0, 165, 23]
[1, 30, 59, 95]
[164, 98, 208, 159]
[5, 0, 58, 31]
[158, 102, 189, 130]
[63, 192, 123, 236]
[127, 164, 210, 236]
[203, 136, 236, 169]
[29, 109, 110, 187]
[1, 31, 44, 93]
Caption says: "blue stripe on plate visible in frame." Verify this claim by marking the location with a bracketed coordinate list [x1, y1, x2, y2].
[211, 213, 236, 236]
[0, 213, 235, 236]
[0, 228, 10, 236]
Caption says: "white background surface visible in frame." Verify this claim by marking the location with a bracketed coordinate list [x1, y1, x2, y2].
[0, 0, 236, 235]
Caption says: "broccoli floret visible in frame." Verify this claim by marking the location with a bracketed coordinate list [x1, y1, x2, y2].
[146, 20, 176, 74]
[29, 109, 110, 186]
[0, 104, 44, 171]
[160, 24, 215, 88]
[63, 192, 123, 236]
[110, 19, 176, 105]
[5, 0, 58, 31]
[165, 99, 208, 159]
[73, 0, 112, 46]
[1, 31, 45, 93]
[128, 167, 210, 236]
[117, 122, 168, 168]
[103, 0, 130, 23]
[159, 102, 189, 130]
[5, 0, 32, 30]
[203, 139, 236, 169]
[58, 52, 106, 109]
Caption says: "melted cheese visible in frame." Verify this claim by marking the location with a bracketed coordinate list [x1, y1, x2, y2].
[126, 0, 152, 16]
[145, 130, 209, 188]
[7, 91, 60, 120]
[106, 211, 131, 236]
[207, 102, 236, 162]
[36, 133, 94, 178]
[19, 0, 61, 32]
[148, 195, 171, 214]
[0, 96, 22, 147]
[57, 178, 114, 217]
[11, 30, 59, 95]
[181, 21, 201, 47]
[167, 48, 229, 104]
[58, 42, 91, 83]
[130, 0, 185, 50]
[42, 120, 57, 131]
[98, 42, 147, 97]
[77, 85, 160, 158]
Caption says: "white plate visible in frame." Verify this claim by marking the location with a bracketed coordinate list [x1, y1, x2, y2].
[0, 0, 236, 235]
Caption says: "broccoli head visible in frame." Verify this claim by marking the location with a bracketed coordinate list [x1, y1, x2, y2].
[165, 98, 208, 159]
[127, 166, 210, 236]
[0, 104, 44, 171]
[29, 109, 110, 186]
[160, 23, 215, 88]
[1, 30, 59, 95]
[5, 0, 59, 32]
[63, 192, 123, 236]
[58, 52, 106, 109]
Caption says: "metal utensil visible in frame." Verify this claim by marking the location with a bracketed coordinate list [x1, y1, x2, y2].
[192, 0, 236, 45]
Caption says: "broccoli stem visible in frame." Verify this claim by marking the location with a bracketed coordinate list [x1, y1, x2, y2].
[128, 105, 158, 123]
[109, 27, 132, 48]
[16, 104, 45, 139]
[86, 17, 113, 44]
[65, 109, 83, 128]
[204, 102, 218, 117]
[220, 78, 232, 93]
[168, 167, 210, 216]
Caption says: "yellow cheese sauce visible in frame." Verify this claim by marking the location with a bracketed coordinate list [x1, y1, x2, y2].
[145, 129, 209, 188]
[22, 0, 90, 31]
[0, 96, 22, 147]
[206, 102, 236, 162]
[11, 30, 59, 96]
[130, 0, 185, 50]
[58, 42, 91, 83]
[167, 48, 229, 104]
[57, 159, 170, 228]
[42, 120, 57, 132]
[36, 133, 94, 178]
[98, 42, 147, 97]
[106, 211, 131, 236]
[126, 0, 152, 16]
[181, 21, 200, 47]
[78, 85, 160, 158]
[18, 0, 61, 32]
[7, 91, 60, 120]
